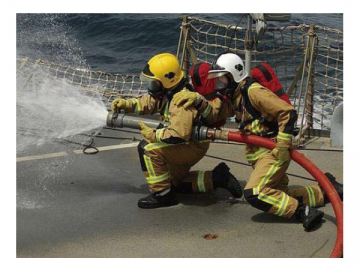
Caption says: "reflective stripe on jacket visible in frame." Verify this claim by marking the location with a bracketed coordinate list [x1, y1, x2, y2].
[196, 82, 296, 161]
[124, 89, 201, 143]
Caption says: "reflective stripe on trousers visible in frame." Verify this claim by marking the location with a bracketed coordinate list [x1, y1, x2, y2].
[138, 140, 212, 193]
[244, 152, 324, 218]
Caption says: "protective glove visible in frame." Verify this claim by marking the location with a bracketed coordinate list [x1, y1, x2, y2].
[172, 90, 201, 109]
[138, 121, 156, 142]
[110, 98, 126, 112]
[271, 138, 291, 162]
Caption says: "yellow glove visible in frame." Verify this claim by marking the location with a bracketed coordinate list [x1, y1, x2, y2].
[110, 98, 126, 112]
[138, 121, 156, 142]
[172, 90, 200, 109]
[271, 137, 292, 162]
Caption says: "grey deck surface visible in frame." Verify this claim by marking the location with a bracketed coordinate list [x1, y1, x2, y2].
[16, 126, 343, 259]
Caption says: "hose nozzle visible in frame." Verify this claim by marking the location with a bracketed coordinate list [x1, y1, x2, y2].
[105, 111, 228, 142]
[106, 111, 161, 130]
[106, 111, 118, 128]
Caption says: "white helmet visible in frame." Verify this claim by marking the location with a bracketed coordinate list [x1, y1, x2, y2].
[208, 53, 248, 83]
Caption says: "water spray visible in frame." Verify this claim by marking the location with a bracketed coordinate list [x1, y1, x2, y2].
[106, 111, 343, 258]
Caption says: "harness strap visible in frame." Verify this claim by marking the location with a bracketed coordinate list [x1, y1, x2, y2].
[240, 79, 261, 119]
[256, 63, 272, 81]
[255, 63, 285, 97]
[274, 88, 286, 97]
[192, 63, 202, 87]
[238, 79, 278, 136]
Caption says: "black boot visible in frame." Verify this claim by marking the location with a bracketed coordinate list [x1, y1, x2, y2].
[320, 172, 343, 204]
[295, 204, 324, 231]
[212, 162, 243, 198]
[138, 189, 178, 209]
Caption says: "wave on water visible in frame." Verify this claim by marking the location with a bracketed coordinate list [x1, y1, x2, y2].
[16, 13, 343, 73]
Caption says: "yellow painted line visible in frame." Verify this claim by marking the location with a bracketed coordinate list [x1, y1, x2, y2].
[17, 142, 139, 163]
[17, 152, 68, 162]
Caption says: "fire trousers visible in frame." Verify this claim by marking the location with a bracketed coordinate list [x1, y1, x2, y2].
[243, 151, 324, 218]
[137, 139, 214, 194]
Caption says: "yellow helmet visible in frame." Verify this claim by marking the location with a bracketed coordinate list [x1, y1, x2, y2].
[141, 53, 184, 89]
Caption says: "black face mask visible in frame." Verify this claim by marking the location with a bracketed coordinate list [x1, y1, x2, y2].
[148, 80, 165, 99]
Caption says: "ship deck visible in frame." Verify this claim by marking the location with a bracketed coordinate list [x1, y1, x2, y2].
[16, 125, 343, 259]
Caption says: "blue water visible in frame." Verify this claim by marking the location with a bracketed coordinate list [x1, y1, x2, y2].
[16, 13, 343, 74]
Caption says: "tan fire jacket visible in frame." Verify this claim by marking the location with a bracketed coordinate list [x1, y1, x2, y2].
[196, 81, 297, 161]
[121, 90, 200, 143]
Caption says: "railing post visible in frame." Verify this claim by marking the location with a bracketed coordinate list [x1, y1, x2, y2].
[296, 24, 317, 145]
[179, 15, 190, 78]
[304, 24, 316, 137]
[244, 14, 253, 74]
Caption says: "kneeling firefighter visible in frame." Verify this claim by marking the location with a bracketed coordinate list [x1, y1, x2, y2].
[173, 52, 343, 230]
[111, 53, 243, 209]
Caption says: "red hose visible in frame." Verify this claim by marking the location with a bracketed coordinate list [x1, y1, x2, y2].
[227, 131, 343, 258]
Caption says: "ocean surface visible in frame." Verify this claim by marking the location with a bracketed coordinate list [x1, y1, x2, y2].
[16, 13, 343, 74]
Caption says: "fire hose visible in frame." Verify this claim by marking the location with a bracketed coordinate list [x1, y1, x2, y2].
[106, 112, 343, 258]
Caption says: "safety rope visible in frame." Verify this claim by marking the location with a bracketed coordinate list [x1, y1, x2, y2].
[183, 17, 343, 132]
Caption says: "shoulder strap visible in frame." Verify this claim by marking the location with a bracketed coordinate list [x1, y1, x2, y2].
[256, 63, 272, 81]
[192, 63, 202, 87]
[239, 79, 280, 135]
[240, 78, 261, 119]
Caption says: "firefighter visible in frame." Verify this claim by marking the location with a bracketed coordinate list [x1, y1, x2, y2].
[111, 53, 243, 209]
[172, 52, 343, 231]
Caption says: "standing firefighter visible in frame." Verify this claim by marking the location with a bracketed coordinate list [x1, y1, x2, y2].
[111, 53, 243, 209]
[173, 52, 343, 231]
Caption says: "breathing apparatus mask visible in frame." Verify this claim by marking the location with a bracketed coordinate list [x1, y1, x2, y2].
[213, 74, 238, 100]
[141, 76, 186, 102]
[140, 71, 167, 101]
[146, 78, 166, 100]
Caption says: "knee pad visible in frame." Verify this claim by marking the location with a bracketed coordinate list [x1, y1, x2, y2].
[244, 189, 272, 212]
